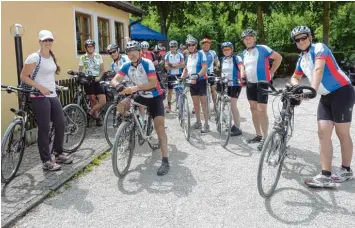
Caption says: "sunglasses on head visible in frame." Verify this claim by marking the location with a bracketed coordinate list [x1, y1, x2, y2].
[295, 36, 308, 43]
[42, 39, 53, 42]
[109, 50, 117, 55]
[187, 44, 196, 47]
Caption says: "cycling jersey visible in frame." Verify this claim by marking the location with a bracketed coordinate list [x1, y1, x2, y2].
[241, 45, 274, 83]
[164, 51, 184, 75]
[185, 50, 208, 80]
[78, 53, 103, 77]
[111, 55, 129, 73]
[294, 43, 351, 95]
[221, 55, 243, 86]
[118, 57, 164, 98]
[203, 50, 218, 74]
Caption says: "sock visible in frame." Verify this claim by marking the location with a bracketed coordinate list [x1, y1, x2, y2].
[168, 102, 171, 106]
[162, 157, 169, 163]
[321, 170, 331, 177]
[342, 165, 351, 172]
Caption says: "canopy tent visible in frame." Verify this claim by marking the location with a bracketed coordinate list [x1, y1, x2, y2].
[130, 19, 167, 41]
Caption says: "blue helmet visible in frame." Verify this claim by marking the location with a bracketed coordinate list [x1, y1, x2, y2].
[221, 42, 234, 49]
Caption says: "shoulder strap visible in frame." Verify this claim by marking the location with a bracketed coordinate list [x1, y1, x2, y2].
[30, 52, 41, 80]
[232, 55, 239, 70]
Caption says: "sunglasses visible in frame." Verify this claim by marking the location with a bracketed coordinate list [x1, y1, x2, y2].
[295, 36, 308, 43]
[170, 46, 177, 48]
[109, 50, 117, 55]
[42, 39, 53, 42]
[187, 44, 196, 47]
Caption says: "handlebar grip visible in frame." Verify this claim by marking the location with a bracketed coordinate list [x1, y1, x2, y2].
[258, 80, 277, 92]
[293, 85, 317, 99]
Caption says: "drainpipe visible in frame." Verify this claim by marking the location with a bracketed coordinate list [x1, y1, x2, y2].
[129, 17, 143, 38]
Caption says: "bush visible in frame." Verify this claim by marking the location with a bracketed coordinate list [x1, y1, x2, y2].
[276, 52, 300, 77]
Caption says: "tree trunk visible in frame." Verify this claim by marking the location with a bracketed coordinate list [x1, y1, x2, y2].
[257, 3, 265, 44]
[323, 1, 330, 45]
[158, 2, 167, 36]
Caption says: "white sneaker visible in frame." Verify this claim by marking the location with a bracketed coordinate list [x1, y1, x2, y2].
[304, 173, 339, 188]
[331, 167, 354, 183]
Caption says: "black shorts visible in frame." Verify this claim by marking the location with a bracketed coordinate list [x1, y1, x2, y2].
[317, 84, 355, 123]
[167, 74, 181, 90]
[190, 79, 207, 96]
[246, 82, 268, 104]
[84, 81, 105, 95]
[228, 86, 242, 98]
[134, 95, 165, 119]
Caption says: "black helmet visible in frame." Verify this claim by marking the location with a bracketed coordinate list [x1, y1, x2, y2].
[290, 26, 311, 41]
[241, 29, 257, 39]
[84, 39, 95, 49]
[107, 44, 119, 53]
[126, 40, 141, 52]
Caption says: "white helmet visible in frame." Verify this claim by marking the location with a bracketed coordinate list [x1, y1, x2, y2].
[140, 41, 149, 49]
[291, 26, 311, 41]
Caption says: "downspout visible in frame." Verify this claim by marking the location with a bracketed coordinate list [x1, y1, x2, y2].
[129, 17, 143, 38]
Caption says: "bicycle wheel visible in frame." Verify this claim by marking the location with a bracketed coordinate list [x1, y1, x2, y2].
[146, 115, 160, 150]
[104, 104, 122, 148]
[62, 104, 87, 152]
[207, 85, 212, 119]
[181, 95, 191, 141]
[219, 101, 232, 147]
[215, 95, 221, 132]
[257, 129, 286, 198]
[1, 119, 25, 183]
[112, 121, 135, 178]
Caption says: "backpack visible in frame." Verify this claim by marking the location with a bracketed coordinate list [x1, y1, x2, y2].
[20, 52, 41, 90]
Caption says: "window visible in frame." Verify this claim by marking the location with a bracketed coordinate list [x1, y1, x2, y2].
[115, 21, 124, 51]
[98, 17, 110, 53]
[75, 12, 92, 54]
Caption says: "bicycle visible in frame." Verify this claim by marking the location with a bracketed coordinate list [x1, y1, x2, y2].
[1, 85, 86, 183]
[206, 73, 217, 120]
[171, 76, 192, 141]
[256, 81, 317, 198]
[214, 75, 235, 147]
[111, 81, 160, 178]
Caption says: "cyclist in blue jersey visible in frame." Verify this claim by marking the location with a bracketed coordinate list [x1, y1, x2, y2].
[164, 40, 185, 113]
[289, 26, 355, 188]
[111, 40, 169, 176]
[181, 35, 210, 133]
[240, 29, 283, 151]
[201, 37, 220, 110]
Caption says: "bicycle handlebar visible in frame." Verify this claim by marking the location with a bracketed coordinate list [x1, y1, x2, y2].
[258, 80, 317, 99]
[1, 85, 53, 96]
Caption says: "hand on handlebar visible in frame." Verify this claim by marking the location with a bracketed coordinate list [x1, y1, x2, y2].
[39, 86, 51, 95]
[120, 86, 138, 95]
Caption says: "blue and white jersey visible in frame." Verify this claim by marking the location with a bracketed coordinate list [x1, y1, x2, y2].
[164, 51, 184, 75]
[111, 55, 129, 73]
[294, 43, 350, 95]
[221, 55, 244, 86]
[185, 50, 208, 80]
[118, 58, 164, 98]
[203, 50, 218, 74]
[241, 45, 274, 83]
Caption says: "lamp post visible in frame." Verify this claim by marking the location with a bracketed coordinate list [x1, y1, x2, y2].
[10, 24, 25, 86]
[10, 24, 25, 107]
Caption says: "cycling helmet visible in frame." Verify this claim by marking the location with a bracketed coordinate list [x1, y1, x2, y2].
[106, 44, 119, 53]
[126, 40, 141, 52]
[241, 29, 257, 38]
[84, 39, 95, 48]
[169, 40, 178, 47]
[186, 35, 198, 45]
[221, 41, 234, 50]
[140, 41, 149, 49]
[290, 26, 311, 41]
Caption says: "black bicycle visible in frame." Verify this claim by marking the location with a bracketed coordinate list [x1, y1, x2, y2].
[256, 81, 317, 198]
[1, 85, 86, 183]
[112, 81, 160, 178]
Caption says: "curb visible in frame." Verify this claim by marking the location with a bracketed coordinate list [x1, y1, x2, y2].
[2, 146, 111, 228]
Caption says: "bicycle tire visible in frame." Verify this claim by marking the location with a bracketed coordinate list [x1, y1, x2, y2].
[182, 95, 191, 141]
[62, 104, 87, 152]
[257, 129, 286, 198]
[104, 104, 121, 148]
[219, 101, 232, 147]
[146, 115, 160, 150]
[112, 121, 135, 178]
[215, 95, 221, 132]
[1, 119, 25, 183]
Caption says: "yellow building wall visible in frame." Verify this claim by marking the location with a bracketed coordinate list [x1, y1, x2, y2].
[1, 1, 130, 135]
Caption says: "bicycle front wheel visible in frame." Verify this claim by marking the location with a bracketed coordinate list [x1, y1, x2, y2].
[181, 95, 191, 141]
[62, 104, 87, 152]
[112, 121, 135, 178]
[257, 129, 286, 198]
[1, 119, 25, 183]
[219, 101, 232, 147]
[104, 104, 122, 148]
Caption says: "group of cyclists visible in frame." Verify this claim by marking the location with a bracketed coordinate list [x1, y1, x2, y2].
[19, 25, 354, 185]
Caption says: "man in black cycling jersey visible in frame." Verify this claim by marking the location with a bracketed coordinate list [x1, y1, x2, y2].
[110, 40, 170, 176]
